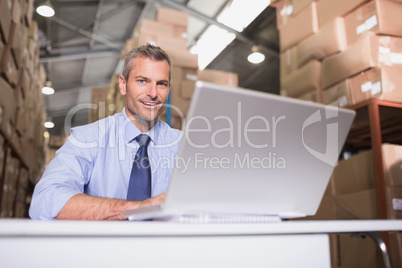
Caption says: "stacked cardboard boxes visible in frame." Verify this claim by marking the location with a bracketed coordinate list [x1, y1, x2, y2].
[276, 1, 402, 265]
[294, 191, 341, 267]
[299, 144, 402, 267]
[276, 0, 323, 102]
[329, 144, 402, 267]
[275, 0, 402, 106]
[105, 74, 120, 118]
[167, 67, 239, 129]
[390, 231, 402, 267]
[321, 0, 402, 106]
[0, 0, 47, 218]
[88, 87, 109, 123]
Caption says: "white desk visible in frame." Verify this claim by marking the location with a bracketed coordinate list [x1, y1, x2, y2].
[0, 219, 401, 268]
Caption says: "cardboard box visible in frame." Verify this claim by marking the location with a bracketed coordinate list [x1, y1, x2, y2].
[89, 87, 108, 123]
[297, 89, 320, 103]
[292, 0, 318, 14]
[156, 8, 189, 28]
[297, 18, 347, 68]
[120, 39, 133, 59]
[0, 78, 16, 130]
[159, 113, 183, 130]
[322, 79, 352, 107]
[317, 0, 369, 27]
[28, 20, 38, 40]
[180, 80, 196, 99]
[386, 186, 402, 219]
[133, 32, 187, 52]
[18, 0, 26, 24]
[390, 231, 402, 268]
[170, 97, 191, 118]
[135, 19, 187, 40]
[170, 66, 198, 117]
[9, 21, 27, 68]
[321, 32, 402, 89]
[344, 0, 402, 46]
[348, 66, 402, 105]
[280, 45, 298, 80]
[0, 38, 4, 63]
[333, 144, 402, 218]
[0, 134, 4, 177]
[275, 0, 292, 29]
[1, 46, 19, 87]
[333, 149, 375, 195]
[11, 0, 22, 24]
[25, 0, 34, 27]
[276, 0, 319, 27]
[165, 47, 198, 69]
[382, 143, 402, 186]
[0, 0, 11, 43]
[197, 69, 239, 87]
[18, 67, 31, 98]
[281, 60, 321, 98]
[279, 2, 319, 51]
[335, 189, 377, 219]
[15, 107, 25, 137]
[14, 81, 23, 109]
[114, 91, 125, 114]
[0, 152, 20, 217]
[339, 233, 381, 268]
[171, 66, 198, 90]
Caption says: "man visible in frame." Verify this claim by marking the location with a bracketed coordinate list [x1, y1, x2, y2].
[29, 44, 182, 220]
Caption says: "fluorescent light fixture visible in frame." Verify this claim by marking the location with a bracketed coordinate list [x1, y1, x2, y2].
[248, 46, 265, 64]
[42, 81, 55, 95]
[36, 1, 55, 17]
[195, 25, 236, 70]
[194, 0, 270, 69]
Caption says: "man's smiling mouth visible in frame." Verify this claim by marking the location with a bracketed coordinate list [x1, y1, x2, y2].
[141, 100, 160, 107]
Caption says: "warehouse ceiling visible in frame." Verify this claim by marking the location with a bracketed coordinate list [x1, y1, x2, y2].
[34, 0, 279, 136]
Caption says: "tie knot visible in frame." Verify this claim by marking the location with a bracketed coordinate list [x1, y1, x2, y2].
[135, 134, 151, 147]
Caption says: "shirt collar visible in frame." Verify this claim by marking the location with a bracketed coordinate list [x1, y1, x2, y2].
[120, 107, 162, 145]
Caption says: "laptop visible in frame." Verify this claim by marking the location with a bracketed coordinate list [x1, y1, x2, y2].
[124, 81, 356, 222]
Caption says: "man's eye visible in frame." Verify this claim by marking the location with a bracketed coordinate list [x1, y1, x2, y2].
[138, 79, 146, 84]
[158, 82, 168, 87]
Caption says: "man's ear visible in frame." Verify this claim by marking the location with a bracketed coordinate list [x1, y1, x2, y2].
[118, 75, 127, 96]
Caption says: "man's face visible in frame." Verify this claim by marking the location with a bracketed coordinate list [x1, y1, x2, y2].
[119, 56, 170, 131]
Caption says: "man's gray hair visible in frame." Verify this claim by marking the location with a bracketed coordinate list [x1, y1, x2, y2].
[122, 43, 172, 82]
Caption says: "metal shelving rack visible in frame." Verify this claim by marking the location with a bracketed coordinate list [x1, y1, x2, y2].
[346, 99, 402, 249]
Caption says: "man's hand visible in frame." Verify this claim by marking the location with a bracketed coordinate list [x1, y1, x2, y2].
[56, 192, 166, 221]
[138, 192, 166, 209]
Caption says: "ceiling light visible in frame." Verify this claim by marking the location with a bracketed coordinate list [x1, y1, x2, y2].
[247, 46, 265, 64]
[36, 1, 55, 17]
[44, 118, 55, 129]
[42, 81, 55, 95]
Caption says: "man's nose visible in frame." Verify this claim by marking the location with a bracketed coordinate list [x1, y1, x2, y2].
[147, 84, 157, 99]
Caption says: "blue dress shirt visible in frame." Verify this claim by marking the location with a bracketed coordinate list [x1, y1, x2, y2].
[29, 108, 183, 220]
